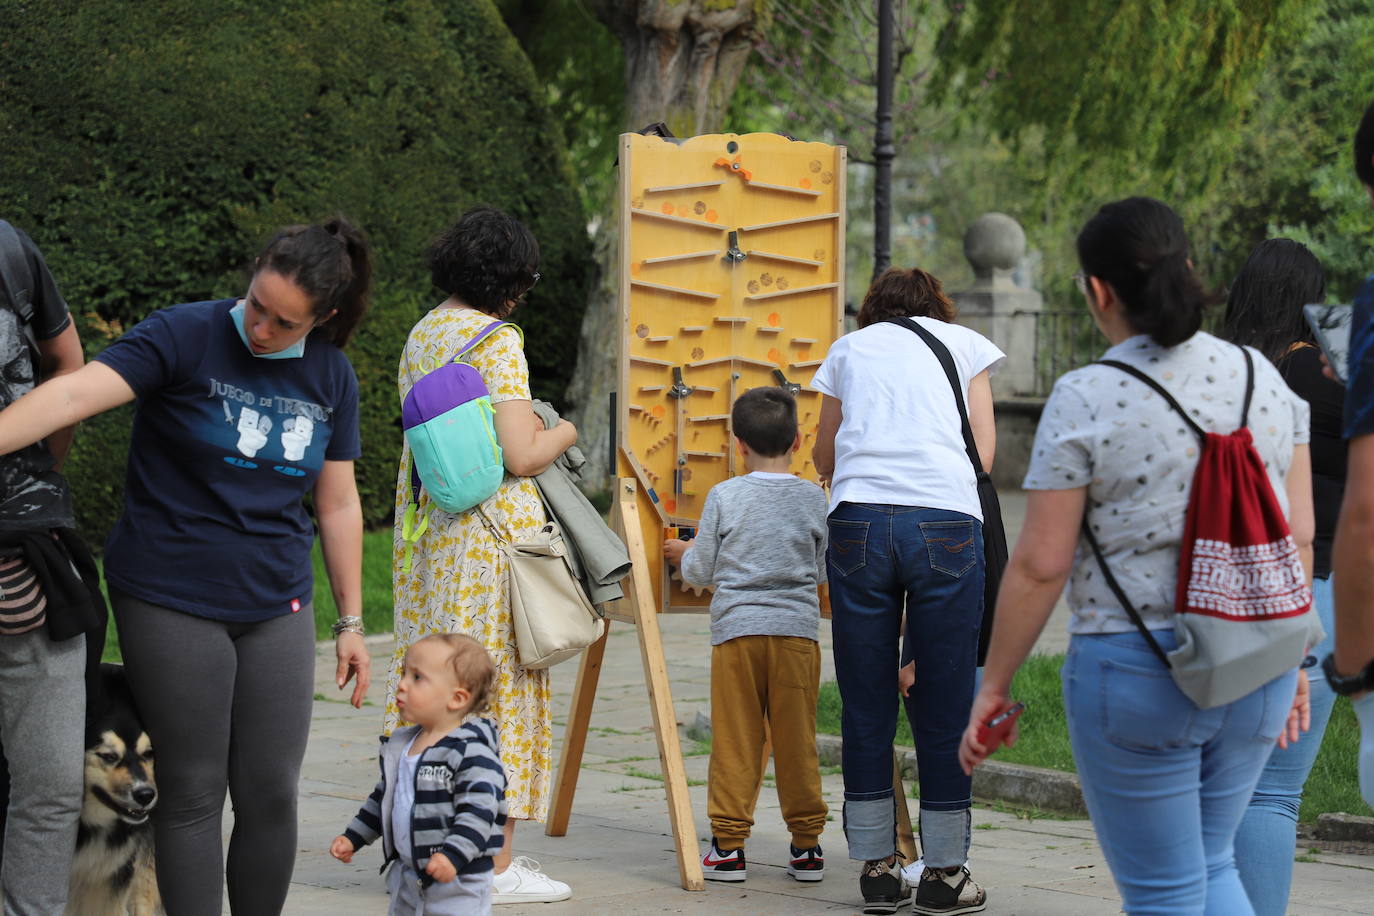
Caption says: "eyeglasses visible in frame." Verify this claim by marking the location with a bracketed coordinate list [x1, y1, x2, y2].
[1072, 270, 1089, 296]
[516, 271, 541, 303]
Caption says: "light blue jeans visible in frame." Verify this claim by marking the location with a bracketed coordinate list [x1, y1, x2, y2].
[1063, 629, 1296, 915]
[1234, 575, 1337, 916]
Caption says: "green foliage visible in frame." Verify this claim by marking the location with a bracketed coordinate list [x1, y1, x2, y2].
[1252, 0, 1374, 299]
[940, 0, 1315, 174]
[0, 0, 592, 540]
[496, 0, 626, 216]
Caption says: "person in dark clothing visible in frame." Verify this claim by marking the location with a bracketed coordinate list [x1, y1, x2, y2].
[1222, 238, 1343, 916]
[0, 219, 104, 915]
[0, 218, 372, 916]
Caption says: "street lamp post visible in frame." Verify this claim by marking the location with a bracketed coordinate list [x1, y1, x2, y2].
[873, 0, 895, 282]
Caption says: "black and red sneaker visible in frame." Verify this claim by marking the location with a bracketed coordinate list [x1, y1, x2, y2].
[787, 843, 825, 882]
[701, 838, 747, 882]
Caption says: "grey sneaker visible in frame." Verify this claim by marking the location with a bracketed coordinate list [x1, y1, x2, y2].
[912, 865, 986, 915]
[860, 857, 911, 914]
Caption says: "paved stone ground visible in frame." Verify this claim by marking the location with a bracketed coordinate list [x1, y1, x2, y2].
[276, 491, 1371, 913]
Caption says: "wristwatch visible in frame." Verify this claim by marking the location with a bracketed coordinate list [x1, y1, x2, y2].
[331, 615, 364, 637]
[1321, 652, 1374, 695]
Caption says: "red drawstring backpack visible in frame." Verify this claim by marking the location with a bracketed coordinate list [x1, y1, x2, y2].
[1084, 347, 1320, 708]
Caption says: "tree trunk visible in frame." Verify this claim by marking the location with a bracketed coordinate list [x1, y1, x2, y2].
[566, 0, 762, 492]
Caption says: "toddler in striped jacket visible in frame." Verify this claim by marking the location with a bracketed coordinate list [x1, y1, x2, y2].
[332, 634, 508, 915]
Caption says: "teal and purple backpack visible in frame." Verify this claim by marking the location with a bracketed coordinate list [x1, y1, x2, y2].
[399, 320, 521, 570]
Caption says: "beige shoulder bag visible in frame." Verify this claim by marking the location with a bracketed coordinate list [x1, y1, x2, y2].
[477, 508, 605, 669]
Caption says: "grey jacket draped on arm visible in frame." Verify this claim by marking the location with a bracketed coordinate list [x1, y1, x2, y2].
[531, 400, 630, 605]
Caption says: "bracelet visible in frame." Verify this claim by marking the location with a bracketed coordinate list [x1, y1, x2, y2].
[332, 615, 364, 637]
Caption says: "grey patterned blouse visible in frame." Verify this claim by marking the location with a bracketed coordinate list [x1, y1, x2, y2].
[1023, 332, 1310, 635]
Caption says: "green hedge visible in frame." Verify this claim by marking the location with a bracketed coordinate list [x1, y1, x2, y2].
[0, 0, 591, 541]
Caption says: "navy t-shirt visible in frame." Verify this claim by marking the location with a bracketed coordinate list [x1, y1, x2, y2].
[1348, 278, 1374, 439]
[95, 299, 362, 621]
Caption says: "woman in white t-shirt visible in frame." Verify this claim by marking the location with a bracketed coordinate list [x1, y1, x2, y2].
[811, 267, 1004, 914]
[958, 197, 1314, 914]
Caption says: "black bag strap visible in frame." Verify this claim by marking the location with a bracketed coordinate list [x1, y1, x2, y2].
[885, 317, 988, 477]
[0, 220, 35, 323]
[0, 221, 41, 367]
[1238, 346, 1256, 428]
[1098, 346, 1255, 437]
[1081, 524, 1172, 667]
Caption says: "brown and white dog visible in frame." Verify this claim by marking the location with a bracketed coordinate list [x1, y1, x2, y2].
[66, 664, 161, 916]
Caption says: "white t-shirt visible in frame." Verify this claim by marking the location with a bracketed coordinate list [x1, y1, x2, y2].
[1023, 332, 1310, 634]
[391, 735, 420, 858]
[811, 318, 1006, 519]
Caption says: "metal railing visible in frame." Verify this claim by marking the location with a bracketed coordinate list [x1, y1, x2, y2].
[1023, 307, 1227, 398]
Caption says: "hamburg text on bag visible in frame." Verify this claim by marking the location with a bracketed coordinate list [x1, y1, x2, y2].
[1085, 345, 1319, 709]
[399, 321, 522, 572]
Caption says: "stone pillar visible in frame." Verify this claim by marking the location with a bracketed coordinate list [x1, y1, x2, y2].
[951, 213, 1042, 398]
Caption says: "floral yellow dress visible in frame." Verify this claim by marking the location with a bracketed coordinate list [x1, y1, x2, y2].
[388, 306, 551, 821]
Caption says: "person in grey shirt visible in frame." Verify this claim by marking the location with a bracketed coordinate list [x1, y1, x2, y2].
[663, 387, 828, 885]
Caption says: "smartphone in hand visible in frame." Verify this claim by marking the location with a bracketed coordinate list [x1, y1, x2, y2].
[975, 702, 1025, 753]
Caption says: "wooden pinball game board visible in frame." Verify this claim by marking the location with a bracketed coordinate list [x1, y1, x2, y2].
[615, 131, 847, 613]
[545, 132, 866, 891]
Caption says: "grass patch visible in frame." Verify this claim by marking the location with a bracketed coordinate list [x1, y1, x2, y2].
[623, 767, 664, 782]
[310, 529, 395, 640]
[816, 653, 1373, 823]
[816, 653, 1074, 772]
[684, 739, 713, 757]
[1301, 696, 1373, 821]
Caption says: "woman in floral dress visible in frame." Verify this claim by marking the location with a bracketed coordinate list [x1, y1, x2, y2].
[389, 207, 577, 905]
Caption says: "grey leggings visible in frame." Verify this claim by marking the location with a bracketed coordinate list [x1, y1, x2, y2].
[111, 589, 315, 916]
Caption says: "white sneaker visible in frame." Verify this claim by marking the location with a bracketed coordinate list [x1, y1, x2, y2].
[492, 856, 572, 904]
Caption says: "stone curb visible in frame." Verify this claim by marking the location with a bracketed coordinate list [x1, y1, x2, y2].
[1314, 812, 1374, 844]
[689, 711, 1374, 843]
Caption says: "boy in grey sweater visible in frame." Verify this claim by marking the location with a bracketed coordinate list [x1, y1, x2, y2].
[663, 387, 829, 884]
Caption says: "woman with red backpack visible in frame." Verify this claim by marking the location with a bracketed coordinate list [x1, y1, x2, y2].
[959, 197, 1319, 915]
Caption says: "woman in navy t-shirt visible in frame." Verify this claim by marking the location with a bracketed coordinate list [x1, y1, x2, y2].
[0, 218, 373, 915]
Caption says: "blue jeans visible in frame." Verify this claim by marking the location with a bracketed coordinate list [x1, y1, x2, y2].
[1234, 575, 1338, 916]
[827, 502, 983, 866]
[1064, 630, 1297, 915]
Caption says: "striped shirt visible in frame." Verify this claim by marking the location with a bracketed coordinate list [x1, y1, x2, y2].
[343, 718, 507, 879]
[0, 554, 45, 635]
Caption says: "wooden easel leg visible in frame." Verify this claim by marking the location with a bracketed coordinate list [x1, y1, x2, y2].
[545, 622, 610, 837]
[617, 478, 705, 891]
[894, 752, 919, 864]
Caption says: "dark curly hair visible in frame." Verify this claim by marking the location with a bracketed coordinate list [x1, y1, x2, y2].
[856, 267, 956, 328]
[427, 207, 539, 318]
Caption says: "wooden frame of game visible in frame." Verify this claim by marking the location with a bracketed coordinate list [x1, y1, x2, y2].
[545, 132, 917, 890]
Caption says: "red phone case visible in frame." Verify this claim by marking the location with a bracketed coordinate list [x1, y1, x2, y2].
[976, 702, 1024, 751]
